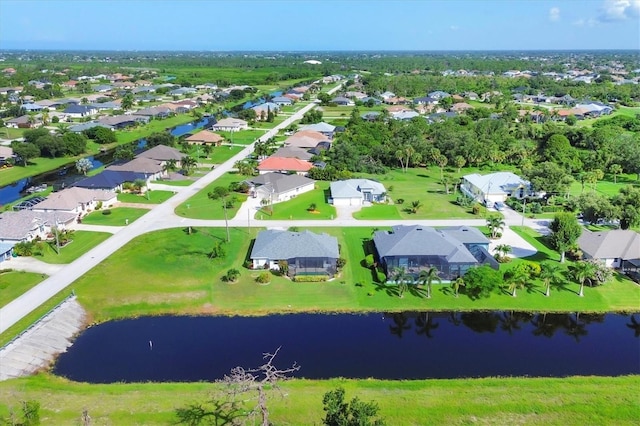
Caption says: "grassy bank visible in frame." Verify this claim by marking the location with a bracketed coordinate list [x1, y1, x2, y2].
[65, 227, 640, 324]
[0, 374, 637, 425]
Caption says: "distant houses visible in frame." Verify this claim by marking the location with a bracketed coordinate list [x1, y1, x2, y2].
[211, 118, 248, 132]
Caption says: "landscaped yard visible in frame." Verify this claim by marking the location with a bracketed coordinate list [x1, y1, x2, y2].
[0, 374, 637, 425]
[175, 172, 248, 220]
[0, 271, 45, 308]
[117, 190, 175, 204]
[256, 182, 337, 220]
[195, 145, 244, 164]
[353, 167, 489, 220]
[81, 207, 149, 226]
[36, 231, 112, 264]
[215, 129, 266, 145]
[152, 178, 194, 187]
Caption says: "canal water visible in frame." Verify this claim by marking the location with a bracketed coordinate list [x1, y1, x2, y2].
[0, 118, 213, 206]
[52, 311, 640, 383]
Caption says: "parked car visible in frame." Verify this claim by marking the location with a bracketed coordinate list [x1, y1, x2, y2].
[494, 201, 505, 211]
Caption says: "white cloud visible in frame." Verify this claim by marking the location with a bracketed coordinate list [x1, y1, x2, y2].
[549, 7, 561, 22]
[572, 18, 598, 27]
[598, 0, 640, 22]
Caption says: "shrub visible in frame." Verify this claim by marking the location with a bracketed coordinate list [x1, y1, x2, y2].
[223, 268, 240, 282]
[95, 201, 103, 210]
[396, 198, 404, 205]
[522, 261, 541, 277]
[376, 269, 387, 283]
[336, 257, 347, 269]
[102, 209, 112, 215]
[530, 202, 543, 214]
[292, 275, 329, 282]
[255, 272, 271, 284]
[244, 260, 253, 269]
[472, 204, 481, 215]
[363, 254, 375, 268]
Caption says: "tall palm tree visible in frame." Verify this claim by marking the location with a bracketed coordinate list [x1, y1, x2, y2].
[451, 277, 465, 298]
[495, 244, 512, 260]
[486, 215, 505, 239]
[392, 266, 410, 298]
[181, 155, 197, 176]
[417, 267, 441, 299]
[570, 261, 596, 297]
[505, 267, 529, 297]
[539, 261, 564, 297]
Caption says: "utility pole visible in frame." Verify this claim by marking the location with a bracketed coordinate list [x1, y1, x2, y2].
[54, 213, 60, 255]
[222, 196, 230, 243]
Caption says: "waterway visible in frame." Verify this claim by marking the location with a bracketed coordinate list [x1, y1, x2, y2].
[0, 117, 213, 206]
[52, 311, 640, 384]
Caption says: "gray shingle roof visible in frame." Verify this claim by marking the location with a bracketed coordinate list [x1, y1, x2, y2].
[249, 172, 314, 195]
[251, 229, 338, 260]
[330, 179, 386, 199]
[578, 229, 640, 260]
[137, 144, 184, 161]
[0, 210, 76, 241]
[272, 146, 314, 161]
[33, 187, 115, 211]
[373, 225, 478, 263]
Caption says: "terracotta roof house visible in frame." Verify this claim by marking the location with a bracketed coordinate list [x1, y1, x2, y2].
[330, 179, 386, 206]
[461, 172, 532, 206]
[373, 225, 498, 281]
[185, 130, 224, 146]
[211, 118, 248, 132]
[578, 229, 640, 269]
[33, 187, 116, 214]
[247, 172, 315, 203]
[0, 210, 76, 243]
[257, 157, 313, 175]
[250, 229, 339, 277]
[284, 130, 330, 149]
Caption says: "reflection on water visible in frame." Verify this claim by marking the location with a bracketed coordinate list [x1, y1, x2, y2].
[53, 311, 640, 383]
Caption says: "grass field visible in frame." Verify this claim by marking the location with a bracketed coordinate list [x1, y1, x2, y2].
[37, 231, 111, 264]
[81, 207, 149, 226]
[115, 114, 196, 144]
[58, 226, 640, 325]
[190, 145, 244, 164]
[353, 167, 490, 220]
[152, 178, 194, 186]
[117, 190, 175, 204]
[175, 172, 248, 220]
[0, 271, 45, 308]
[568, 172, 640, 197]
[0, 374, 638, 425]
[257, 182, 337, 220]
[216, 129, 266, 145]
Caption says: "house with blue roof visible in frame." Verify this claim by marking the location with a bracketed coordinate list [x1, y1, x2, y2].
[63, 104, 98, 118]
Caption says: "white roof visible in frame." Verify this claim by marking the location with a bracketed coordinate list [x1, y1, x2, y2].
[463, 172, 529, 195]
[299, 122, 336, 133]
[330, 179, 386, 198]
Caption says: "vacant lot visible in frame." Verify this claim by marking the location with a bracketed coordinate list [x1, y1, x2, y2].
[117, 190, 175, 204]
[38, 231, 112, 264]
[0, 271, 44, 308]
[175, 172, 248, 220]
[81, 207, 149, 226]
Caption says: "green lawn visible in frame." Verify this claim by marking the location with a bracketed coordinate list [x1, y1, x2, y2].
[0, 271, 45, 308]
[117, 190, 175, 204]
[35, 231, 111, 264]
[353, 167, 490, 220]
[568, 173, 640, 197]
[216, 129, 266, 145]
[192, 145, 244, 164]
[152, 178, 194, 187]
[0, 127, 25, 139]
[257, 182, 337, 220]
[175, 172, 248, 220]
[81, 207, 149, 226]
[115, 114, 196, 144]
[0, 374, 637, 425]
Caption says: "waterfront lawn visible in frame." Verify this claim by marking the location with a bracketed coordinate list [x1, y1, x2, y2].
[81, 207, 149, 226]
[0, 374, 637, 425]
[67, 227, 640, 324]
[215, 130, 266, 145]
[115, 114, 196, 144]
[38, 231, 111, 264]
[175, 173, 248, 220]
[257, 182, 336, 220]
[353, 167, 488, 220]
[117, 190, 175, 204]
[0, 271, 45, 308]
[0, 157, 81, 187]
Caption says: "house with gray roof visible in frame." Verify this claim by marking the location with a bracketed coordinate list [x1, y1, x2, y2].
[63, 104, 98, 118]
[330, 179, 386, 206]
[74, 170, 148, 192]
[250, 229, 339, 277]
[298, 122, 336, 137]
[461, 172, 532, 206]
[0, 210, 76, 244]
[69, 122, 114, 133]
[98, 114, 149, 129]
[32, 187, 116, 215]
[271, 96, 293, 106]
[136, 144, 184, 163]
[578, 229, 640, 269]
[246, 172, 315, 204]
[107, 157, 164, 180]
[373, 225, 498, 281]
[271, 146, 314, 161]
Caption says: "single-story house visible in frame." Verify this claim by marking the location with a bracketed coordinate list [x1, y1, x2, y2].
[23, 103, 45, 112]
[271, 146, 314, 161]
[211, 118, 248, 132]
[298, 122, 335, 138]
[391, 111, 419, 121]
[74, 170, 149, 192]
[250, 229, 339, 277]
[247, 172, 315, 203]
[184, 130, 224, 146]
[361, 96, 381, 105]
[271, 96, 293, 106]
[373, 225, 498, 281]
[284, 130, 330, 149]
[6, 115, 41, 129]
[98, 114, 149, 129]
[461, 172, 531, 206]
[63, 104, 98, 118]
[107, 157, 165, 180]
[331, 96, 354, 106]
[428, 91, 450, 99]
[69, 122, 114, 133]
[362, 111, 382, 121]
[578, 229, 640, 269]
[0, 146, 15, 165]
[136, 144, 184, 164]
[379, 91, 396, 100]
[450, 102, 473, 113]
[0, 210, 76, 244]
[135, 106, 172, 118]
[413, 96, 438, 105]
[32, 187, 117, 214]
[330, 179, 386, 206]
[0, 242, 14, 262]
[257, 156, 313, 175]
[251, 102, 280, 120]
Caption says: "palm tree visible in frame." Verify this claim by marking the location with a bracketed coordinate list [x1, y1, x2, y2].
[410, 200, 423, 214]
[181, 155, 197, 176]
[570, 261, 596, 297]
[436, 154, 448, 179]
[163, 159, 178, 174]
[486, 215, 505, 239]
[452, 277, 465, 298]
[609, 163, 623, 184]
[539, 261, 564, 297]
[505, 267, 529, 297]
[392, 266, 410, 298]
[55, 123, 70, 136]
[417, 267, 441, 299]
[495, 244, 512, 260]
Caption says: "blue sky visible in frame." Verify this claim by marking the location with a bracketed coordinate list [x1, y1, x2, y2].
[1, 0, 638, 50]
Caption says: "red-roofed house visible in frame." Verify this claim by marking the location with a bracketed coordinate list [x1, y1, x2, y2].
[257, 157, 313, 175]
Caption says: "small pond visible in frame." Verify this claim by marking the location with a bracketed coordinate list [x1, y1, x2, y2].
[53, 312, 640, 384]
